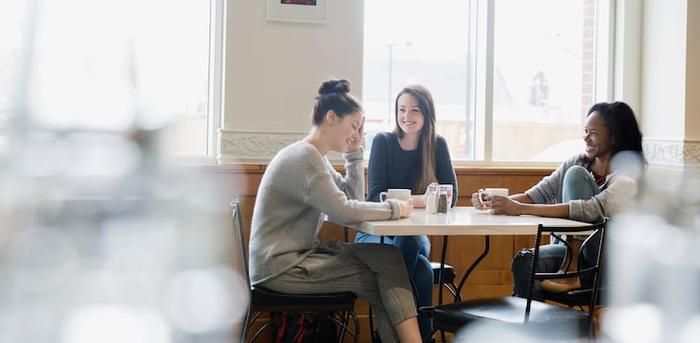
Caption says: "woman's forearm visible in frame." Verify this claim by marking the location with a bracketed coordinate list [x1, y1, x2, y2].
[510, 193, 533, 204]
[343, 150, 365, 200]
[518, 202, 569, 218]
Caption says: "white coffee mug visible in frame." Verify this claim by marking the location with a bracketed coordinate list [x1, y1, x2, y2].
[380, 189, 411, 202]
[478, 188, 509, 208]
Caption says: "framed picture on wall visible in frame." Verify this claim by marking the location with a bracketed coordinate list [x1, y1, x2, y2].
[266, 0, 327, 24]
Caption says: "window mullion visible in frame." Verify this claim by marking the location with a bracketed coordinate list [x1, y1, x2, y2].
[208, 0, 225, 157]
[474, 0, 495, 162]
[483, 0, 495, 162]
[595, 0, 616, 102]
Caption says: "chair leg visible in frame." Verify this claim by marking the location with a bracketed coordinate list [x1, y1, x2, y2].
[326, 311, 358, 343]
[587, 314, 596, 343]
[443, 282, 459, 301]
[435, 281, 454, 341]
[243, 312, 261, 342]
[250, 313, 281, 343]
[368, 306, 376, 343]
[240, 308, 250, 343]
[587, 305, 601, 340]
[338, 311, 350, 342]
[350, 311, 360, 343]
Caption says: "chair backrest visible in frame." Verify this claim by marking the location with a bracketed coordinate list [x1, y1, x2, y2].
[525, 220, 607, 323]
[579, 229, 604, 275]
[232, 197, 251, 288]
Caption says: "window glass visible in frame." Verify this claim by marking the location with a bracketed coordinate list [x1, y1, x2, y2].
[363, 0, 474, 159]
[0, 0, 214, 156]
[364, 0, 602, 162]
[493, 0, 593, 161]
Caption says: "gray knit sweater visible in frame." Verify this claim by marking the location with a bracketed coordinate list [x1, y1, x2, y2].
[249, 141, 402, 285]
[524, 153, 637, 223]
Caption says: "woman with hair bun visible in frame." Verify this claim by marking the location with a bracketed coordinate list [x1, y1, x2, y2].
[249, 79, 422, 342]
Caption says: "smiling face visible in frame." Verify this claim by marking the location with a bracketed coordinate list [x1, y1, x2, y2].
[583, 111, 615, 160]
[396, 93, 425, 136]
[328, 110, 363, 152]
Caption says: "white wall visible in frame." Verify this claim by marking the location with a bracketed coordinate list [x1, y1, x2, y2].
[640, 0, 687, 140]
[685, 0, 700, 140]
[219, 0, 364, 162]
[614, 0, 642, 112]
[639, 0, 700, 168]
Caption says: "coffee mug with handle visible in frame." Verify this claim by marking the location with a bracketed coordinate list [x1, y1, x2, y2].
[380, 189, 411, 202]
[478, 188, 509, 208]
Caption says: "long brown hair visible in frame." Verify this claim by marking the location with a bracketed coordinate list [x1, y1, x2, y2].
[393, 85, 437, 194]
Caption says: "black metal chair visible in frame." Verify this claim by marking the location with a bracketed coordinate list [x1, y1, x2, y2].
[431, 262, 458, 298]
[431, 221, 606, 340]
[233, 198, 360, 342]
[542, 227, 606, 312]
[429, 261, 458, 343]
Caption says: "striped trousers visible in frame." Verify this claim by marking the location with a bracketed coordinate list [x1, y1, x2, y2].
[261, 240, 418, 343]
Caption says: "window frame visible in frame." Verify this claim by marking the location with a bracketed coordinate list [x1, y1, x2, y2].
[206, 0, 225, 159]
[167, 0, 225, 165]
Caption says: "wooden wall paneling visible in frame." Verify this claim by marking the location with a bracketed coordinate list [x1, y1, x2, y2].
[431, 235, 515, 300]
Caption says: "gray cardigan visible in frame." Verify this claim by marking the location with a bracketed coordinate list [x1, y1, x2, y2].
[249, 141, 402, 285]
[525, 153, 637, 223]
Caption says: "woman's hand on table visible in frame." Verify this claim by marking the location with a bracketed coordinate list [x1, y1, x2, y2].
[471, 191, 487, 210]
[399, 200, 413, 218]
[411, 182, 440, 209]
[490, 196, 523, 215]
[408, 195, 426, 208]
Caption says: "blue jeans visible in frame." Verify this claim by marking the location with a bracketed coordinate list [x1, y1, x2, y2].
[355, 232, 433, 340]
[511, 165, 601, 300]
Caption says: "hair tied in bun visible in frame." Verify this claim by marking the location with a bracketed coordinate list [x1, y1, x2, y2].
[318, 79, 351, 96]
[311, 78, 362, 125]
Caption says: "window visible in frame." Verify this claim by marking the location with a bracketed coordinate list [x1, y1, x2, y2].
[0, 0, 28, 152]
[363, 0, 613, 163]
[0, 0, 223, 158]
[152, 0, 225, 157]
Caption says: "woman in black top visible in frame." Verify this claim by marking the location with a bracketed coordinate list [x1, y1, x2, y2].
[356, 85, 457, 341]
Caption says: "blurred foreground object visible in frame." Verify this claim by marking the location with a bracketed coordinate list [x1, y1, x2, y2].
[604, 158, 700, 343]
[0, 0, 248, 342]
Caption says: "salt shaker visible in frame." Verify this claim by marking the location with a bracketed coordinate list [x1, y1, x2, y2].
[425, 185, 438, 214]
